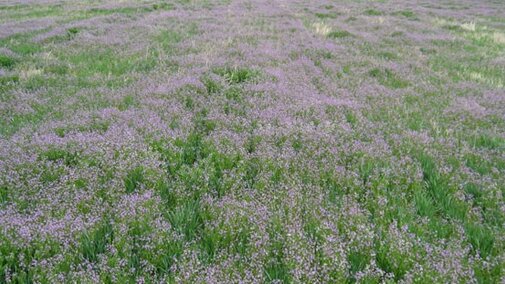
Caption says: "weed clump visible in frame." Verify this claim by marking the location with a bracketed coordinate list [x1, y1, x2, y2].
[327, 30, 352, 39]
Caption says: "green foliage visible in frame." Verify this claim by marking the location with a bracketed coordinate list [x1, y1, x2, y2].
[224, 87, 242, 101]
[315, 12, 337, 19]
[0, 186, 9, 206]
[0, 33, 42, 55]
[2, 1, 504, 281]
[67, 27, 79, 35]
[213, 67, 259, 84]
[464, 183, 482, 201]
[394, 10, 416, 19]
[207, 152, 241, 197]
[85, 4, 173, 17]
[465, 154, 492, 175]
[74, 178, 87, 189]
[414, 190, 436, 217]
[0, 54, 17, 69]
[319, 171, 343, 203]
[0, 238, 43, 283]
[377, 51, 398, 60]
[41, 166, 64, 184]
[465, 223, 495, 258]
[65, 48, 156, 79]
[364, 9, 383, 16]
[202, 77, 222, 95]
[180, 132, 208, 166]
[152, 2, 175, 10]
[344, 109, 358, 126]
[375, 241, 412, 281]
[242, 157, 262, 189]
[264, 218, 291, 283]
[150, 237, 183, 274]
[474, 261, 503, 284]
[348, 250, 370, 275]
[417, 153, 468, 220]
[369, 68, 410, 89]
[245, 135, 262, 154]
[80, 221, 114, 262]
[54, 127, 66, 138]
[168, 200, 206, 241]
[155, 179, 177, 208]
[155, 30, 183, 51]
[327, 30, 352, 39]
[124, 166, 145, 193]
[40, 148, 79, 166]
[118, 95, 137, 111]
[471, 134, 504, 150]
[358, 157, 375, 186]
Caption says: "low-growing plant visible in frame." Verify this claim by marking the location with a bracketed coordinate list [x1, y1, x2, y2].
[118, 95, 137, 111]
[348, 250, 370, 275]
[264, 218, 291, 283]
[364, 9, 383, 16]
[40, 148, 80, 166]
[471, 134, 504, 150]
[202, 77, 222, 95]
[79, 220, 114, 262]
[124, 166, 145, 193]
[315, 12, 337, 19]
[327, 30, 352, 39]
[0, 185, 8, 205]
[376, 247, 411, 281]
[0, 54, 17, 69]
[213, 67, 259, 84]
[394, 10, 416, 19]
[369, 68, 410, 89]
[168, 200, 205, 241]
[465, 223, 495, 258]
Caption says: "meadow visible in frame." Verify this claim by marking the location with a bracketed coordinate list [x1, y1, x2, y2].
[1, 0, 505, 283]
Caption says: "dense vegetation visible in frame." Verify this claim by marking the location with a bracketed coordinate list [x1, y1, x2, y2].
[1, 0, 504, 282]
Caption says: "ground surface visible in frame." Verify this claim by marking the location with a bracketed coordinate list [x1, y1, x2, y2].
[1, 0, 505, 283]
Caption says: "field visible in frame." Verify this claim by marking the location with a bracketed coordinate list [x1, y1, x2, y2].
[1, 0, 505, 283]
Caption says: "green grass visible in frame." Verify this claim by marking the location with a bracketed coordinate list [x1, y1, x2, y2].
[465, 154, 492, 175]
[118, 95, 137, 111]
[0, 4, 64, 21]
[0, 54, 17, 69]
[375, 241, 412, 281]
[1, 1, 504, 282]
[0, 32, 42, 55]
[202, 77, 222, 95]
[393, 10, 416, 19]
[64, 48, 156, 78]
[40, 148, 80, 166]
[124, 166, 145, 193]
[465, 223, 495, 258]
[264, 218, 291, 283]
[414, 190, 437, 217]
[213, 66, 259, 84]
[0, 3, 174, 23]
[0, 186, 8, 206]
[348, 250, 370, 275]
[315, 12, 338, 19]
[327, 30, 352, 39]
[168, 200, 206, 240]
[377, 51, 398, 60]
[369, 68, 410, 89]
[80, 220, 114, 262]
[154, 30, 183, 51]
[470, 134, 504, 150]
[364, 9, 383, 16]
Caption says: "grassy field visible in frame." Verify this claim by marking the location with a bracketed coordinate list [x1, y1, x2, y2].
[1, 0, 504, 283]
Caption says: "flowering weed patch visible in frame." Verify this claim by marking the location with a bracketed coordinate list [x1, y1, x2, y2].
[1, 0, 505, 283]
